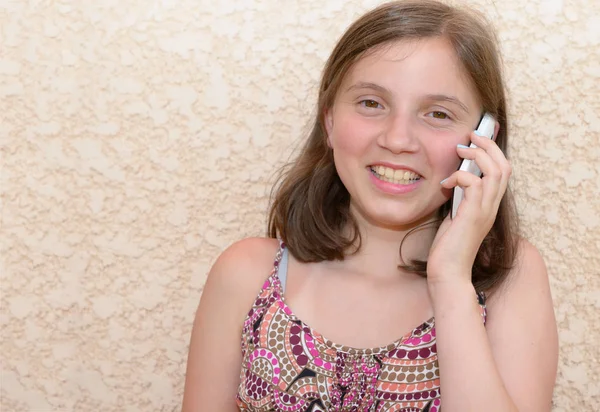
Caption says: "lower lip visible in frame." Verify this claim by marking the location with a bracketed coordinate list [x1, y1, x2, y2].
[368, 169, 422, 194]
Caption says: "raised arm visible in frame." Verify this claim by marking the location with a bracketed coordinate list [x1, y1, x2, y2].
[429, 131, 558, 411]
[430, 239, 558, 411]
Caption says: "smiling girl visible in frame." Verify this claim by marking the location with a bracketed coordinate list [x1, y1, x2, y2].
[182, 1, 558, 411]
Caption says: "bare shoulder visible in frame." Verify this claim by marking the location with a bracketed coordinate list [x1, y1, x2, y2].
[485, 237, 558, 410]
[182, 237, 280, 411]
[514, 237, 548, 282]
[206, 237, 280, 308]
[211, 237, 280, 278]
[487, 237, 550, 305]
[486, 237, 555, 326]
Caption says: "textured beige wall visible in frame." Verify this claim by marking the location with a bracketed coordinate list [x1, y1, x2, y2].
[1, 0, 598, 410]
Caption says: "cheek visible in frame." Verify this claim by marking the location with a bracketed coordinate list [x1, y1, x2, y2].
[330, 117, 374, 157]
[428, 140, 463, 176]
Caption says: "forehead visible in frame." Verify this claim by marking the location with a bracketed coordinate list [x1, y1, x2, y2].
[340, 37, 480, 105]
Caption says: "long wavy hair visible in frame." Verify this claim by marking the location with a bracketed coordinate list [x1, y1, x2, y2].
[268, 0, 519, 292]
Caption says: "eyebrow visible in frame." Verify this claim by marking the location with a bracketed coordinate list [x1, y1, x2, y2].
[424, 94, 469, 114]
[345, 82, 390, 94]
[345, 82, 470, 114]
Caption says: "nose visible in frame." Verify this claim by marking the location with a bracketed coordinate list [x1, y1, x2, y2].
[376, 113, 420, 154]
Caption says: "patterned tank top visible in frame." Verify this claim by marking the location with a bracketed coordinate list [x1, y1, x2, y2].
[236, 241, 487, 411]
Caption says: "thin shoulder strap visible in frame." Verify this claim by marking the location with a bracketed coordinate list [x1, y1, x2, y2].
[278, 246, 289, 293]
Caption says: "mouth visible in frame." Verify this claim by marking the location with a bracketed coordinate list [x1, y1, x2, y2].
[369, 165, 422, 185]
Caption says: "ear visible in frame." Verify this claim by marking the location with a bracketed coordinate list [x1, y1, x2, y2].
[324, 108, 334, 148]
[493, 120, 500, 142]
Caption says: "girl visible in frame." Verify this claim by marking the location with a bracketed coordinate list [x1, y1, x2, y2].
[182, 1, 558, 411]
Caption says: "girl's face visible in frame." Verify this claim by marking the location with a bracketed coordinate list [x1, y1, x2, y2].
[325, 37, 483, 230]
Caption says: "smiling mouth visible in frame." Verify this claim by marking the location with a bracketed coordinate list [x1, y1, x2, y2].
[369, 165, 422, 185]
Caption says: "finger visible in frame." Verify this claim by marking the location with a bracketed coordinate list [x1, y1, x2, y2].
[441, 170, 484, 213]
[471, 132, 512, 204]
[456, 145, 501, 210]
[471, 131, 511, 173]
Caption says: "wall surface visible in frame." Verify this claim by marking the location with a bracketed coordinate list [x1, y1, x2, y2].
[1, 0, 599, 410]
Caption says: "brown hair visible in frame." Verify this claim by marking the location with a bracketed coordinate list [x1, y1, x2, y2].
[268, 0, 519, 292]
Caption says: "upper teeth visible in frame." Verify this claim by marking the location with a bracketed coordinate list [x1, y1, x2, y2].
[372, 165, 420, 182]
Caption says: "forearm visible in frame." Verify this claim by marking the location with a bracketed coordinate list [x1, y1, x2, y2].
[429, 279, 518, 412]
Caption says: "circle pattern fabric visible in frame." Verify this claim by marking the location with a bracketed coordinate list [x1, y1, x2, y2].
[236, 242, 487, 411]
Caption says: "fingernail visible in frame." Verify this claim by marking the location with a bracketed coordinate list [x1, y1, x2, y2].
[474, 130, 484, 137]
[440, 178, 449, 185]
[457, 144, 470, 149]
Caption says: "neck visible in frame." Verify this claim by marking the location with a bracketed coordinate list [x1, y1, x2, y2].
[341, 207, 439, 279]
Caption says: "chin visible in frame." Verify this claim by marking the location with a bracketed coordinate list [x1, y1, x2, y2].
[356, 204, 440, 231]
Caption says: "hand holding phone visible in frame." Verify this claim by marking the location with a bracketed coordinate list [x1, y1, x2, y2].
[451, 113, 496, 219]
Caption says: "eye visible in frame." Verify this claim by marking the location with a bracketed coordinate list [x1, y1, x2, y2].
[359, 99, 383, 109]
[431, 111, 449, 119]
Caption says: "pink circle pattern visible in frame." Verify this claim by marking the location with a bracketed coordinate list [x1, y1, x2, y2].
[236, 242, 487, 411]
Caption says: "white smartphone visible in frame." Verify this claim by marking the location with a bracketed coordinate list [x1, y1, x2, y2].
[451, 113, 496, 219]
